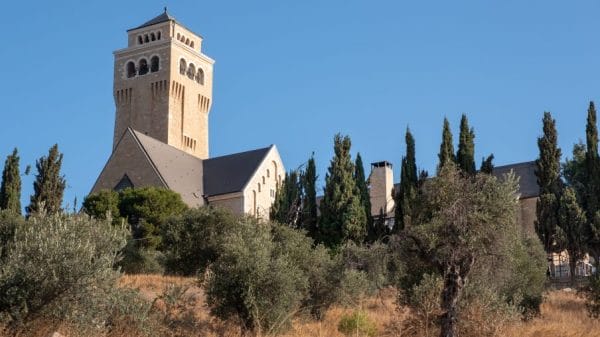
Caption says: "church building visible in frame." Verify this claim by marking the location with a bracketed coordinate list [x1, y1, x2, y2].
[91, 10, 284, 217]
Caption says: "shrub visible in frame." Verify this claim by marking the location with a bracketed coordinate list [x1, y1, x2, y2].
[119, 187, 188, 249]
[118, 240, 166, 275]
[0, 210, 24, 262]
[0, 213, 131, 330]
[161, 207, 238, 276]
[402, 273, 443, 337]
[302, 244, 340, 319]
[339, 241, 392, 293]
[586, 273, 600, 318]
[205, 218, 308, 334]
[337, 310, 377, 337]
[82, 189, 121, 222]
[336, 269, 371, 307]
[458, 281, 520, 337]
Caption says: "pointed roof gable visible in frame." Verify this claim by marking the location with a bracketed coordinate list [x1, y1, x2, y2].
[129, 129, 204, 205]
[203, 146, 273, 197]
[129, 10, 177, 31]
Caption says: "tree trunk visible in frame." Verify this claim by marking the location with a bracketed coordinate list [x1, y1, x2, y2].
[569, 254, 577, 287]
[439, 258, 472, 337]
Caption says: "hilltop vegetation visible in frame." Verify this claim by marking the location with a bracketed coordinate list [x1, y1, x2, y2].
[4, 106, 600, 336]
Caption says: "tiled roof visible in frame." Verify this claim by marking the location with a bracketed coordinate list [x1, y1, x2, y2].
[129, 10, 177, 31]
[203, 146, 273, 197]
[131, 129, 204, 205]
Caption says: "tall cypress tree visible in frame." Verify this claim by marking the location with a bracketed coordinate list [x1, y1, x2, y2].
[301, 154, 318, 241]
[27, 144, 66, 215]
[438, 118, 455, 173]
[558, 187, 588, 286]
[354, 152, 372, 230]
[479, 154, 494, 174]
[0, 148, 22, 214]
[394, 128, 418, 232]
[534, 112, 564, 253]
[456, 114, 476, 175]
[582, 101, 600, 266]
[319, 134, 366, 247]
[270, 170, 303, 227]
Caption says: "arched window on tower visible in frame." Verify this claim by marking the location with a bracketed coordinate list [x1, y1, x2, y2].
[185, 38, 190, 45]
[126, 62, 136, 78]
[179, 59, 187, 75]
[150, 33, 156, 41]
[196, 68, 204, 85]
[138, 59, 149, 75]
[138, 36, 143, 45]
[187, 63, 196, 80]
[144, 34, 149, 43]
[150, 56, 159, 73]
[157, 31, 161, 40]
[190, 41, 195, 48]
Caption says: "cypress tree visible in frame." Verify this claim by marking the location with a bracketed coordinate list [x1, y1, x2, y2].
[456, 114, 476, 175]
[319, 134, 367, 247]
[368, 207, 390, 242]
[0, 148, 22, 214]
[270, 170, 303, 227]
[479, 154, 494, 174]
[558, 187, 587, 286]
[584, 102, 600, 219]
[301, 155, 318, 241]
[394, 128, 418, 232]
[354, 152, 372, 230]
[438, 118, 455, 172]
[534, 112, 564, 253]
[27, 144, 66, 215]
[582, 101, 600, 267]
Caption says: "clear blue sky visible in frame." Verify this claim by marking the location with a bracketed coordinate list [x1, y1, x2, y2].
[1, 0, 599, 209]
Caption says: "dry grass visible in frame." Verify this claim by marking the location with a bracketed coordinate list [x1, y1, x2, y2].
[504, 290, 600, 337]
[5, 274, 600, 337]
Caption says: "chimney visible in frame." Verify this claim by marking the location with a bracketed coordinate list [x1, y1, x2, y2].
[369, 161, 394, 217]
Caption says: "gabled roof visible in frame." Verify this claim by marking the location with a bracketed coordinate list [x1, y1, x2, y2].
[203, 146, 273, 197]
[493, 161, 539, 199]
[129, 10, 177, 31]
[130, 129, 204, 205]
[389, 161, 540, 200]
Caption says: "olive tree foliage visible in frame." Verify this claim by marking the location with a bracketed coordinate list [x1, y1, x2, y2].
[396, 165, 540, 337]
[205, 217, 310, 334]
[203, 212, 384, 334]
[161, 207, 239, 276]
[0, 213, 145, 332]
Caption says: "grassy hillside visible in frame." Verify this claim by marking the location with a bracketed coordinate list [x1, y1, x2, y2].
[10, 274, 599, 337]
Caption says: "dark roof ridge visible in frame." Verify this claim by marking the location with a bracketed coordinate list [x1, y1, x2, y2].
[204, 145, 274, 162]
[128, 128, 169, 187]
[493, 161, 536, 170]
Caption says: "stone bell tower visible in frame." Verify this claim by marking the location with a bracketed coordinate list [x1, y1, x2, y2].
[112, 9, 214, 159]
